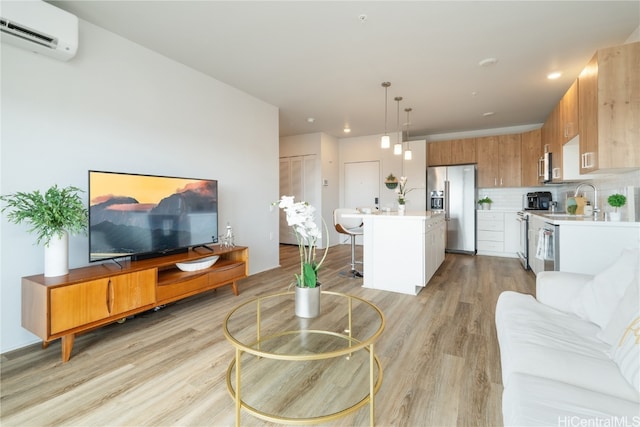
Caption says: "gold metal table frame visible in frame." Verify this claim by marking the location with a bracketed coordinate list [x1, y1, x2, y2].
[223, 291, 385, 426]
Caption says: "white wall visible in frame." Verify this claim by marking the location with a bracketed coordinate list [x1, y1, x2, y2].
[0, 20, 280, 353]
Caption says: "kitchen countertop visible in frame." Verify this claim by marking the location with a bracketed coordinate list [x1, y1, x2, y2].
[529, 212, 640, 227]
[343, 210, 445, 221]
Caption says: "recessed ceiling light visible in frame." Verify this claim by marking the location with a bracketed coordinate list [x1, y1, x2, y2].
[306, 117, 315, 123]
[547, 72, 562, 80]
[482, 112, 495, 117]
[478, 57, 498, 67]
[344, 127, 351, 133]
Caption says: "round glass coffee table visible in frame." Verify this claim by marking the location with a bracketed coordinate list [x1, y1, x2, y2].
[223, 290, 385, 426]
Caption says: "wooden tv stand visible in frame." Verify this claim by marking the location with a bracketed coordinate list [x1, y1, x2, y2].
[21, 245, 248, 362]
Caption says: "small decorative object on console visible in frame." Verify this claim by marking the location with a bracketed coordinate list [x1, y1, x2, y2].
[176, 255, 219, 272]
[220, 223, 235, 248]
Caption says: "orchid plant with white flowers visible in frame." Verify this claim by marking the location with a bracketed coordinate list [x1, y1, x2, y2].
[396, 176, 414, 205]
[274, 196, 329, 288]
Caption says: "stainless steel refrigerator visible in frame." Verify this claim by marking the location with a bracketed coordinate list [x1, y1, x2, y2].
[427, 165, 476, 253]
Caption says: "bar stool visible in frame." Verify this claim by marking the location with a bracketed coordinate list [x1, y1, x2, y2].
[333, 208, 364, 278]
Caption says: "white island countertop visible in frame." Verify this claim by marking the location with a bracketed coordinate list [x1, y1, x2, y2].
[342, 210, 442, 220]
[344, 210, 446, 295]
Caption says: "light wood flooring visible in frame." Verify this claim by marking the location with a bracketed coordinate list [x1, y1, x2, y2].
[1, 245, 535, 426]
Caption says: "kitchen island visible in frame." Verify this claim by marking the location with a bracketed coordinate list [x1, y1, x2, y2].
[345, 211, 446, 295]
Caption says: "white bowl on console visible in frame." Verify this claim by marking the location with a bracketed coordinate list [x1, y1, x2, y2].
[176, 255, 219, 272]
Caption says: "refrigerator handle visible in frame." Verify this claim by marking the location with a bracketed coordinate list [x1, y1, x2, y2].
[444, 180, 450, 220]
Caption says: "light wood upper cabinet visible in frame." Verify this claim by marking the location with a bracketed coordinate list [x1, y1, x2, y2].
[520, 129, 542, 187]
[578, 42, 640, 173]
[541, 103, 563, 182]
[450, 138, 476, 164]
[427, 141, 452, 166]
[427, 138, 475, 166]
[561, 80, 579, 143]
[477, 135, 521, 188]
[476, 136, 499, 187]
[498, 134, 522, 187]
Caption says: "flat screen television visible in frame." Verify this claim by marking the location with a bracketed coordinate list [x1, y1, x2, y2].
[88, 170, 218, 262]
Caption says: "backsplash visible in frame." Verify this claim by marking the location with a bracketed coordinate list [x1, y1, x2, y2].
[478, 169, 640, 221]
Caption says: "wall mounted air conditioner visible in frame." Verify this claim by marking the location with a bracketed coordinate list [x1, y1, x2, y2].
[1, 0, 78, 61]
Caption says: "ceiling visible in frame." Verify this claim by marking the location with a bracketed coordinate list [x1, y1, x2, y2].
[50, 1, 639, 139]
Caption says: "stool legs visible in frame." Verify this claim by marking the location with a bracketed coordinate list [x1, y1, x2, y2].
[349, 235, 363, 278]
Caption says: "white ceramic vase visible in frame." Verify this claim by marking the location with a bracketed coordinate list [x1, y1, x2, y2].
[295, 285, 321, 318]
[609, 211, 621, 221]
[398, 204, 406, 214]
[44, 231, 69, 277]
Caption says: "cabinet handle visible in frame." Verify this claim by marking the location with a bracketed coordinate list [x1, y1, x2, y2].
[106, 279, 114, 314]
[500, 178, 503, 186]
[583, 152, 595, 169]
[494, 178, 497, 186]
[538, 157, 544, 177]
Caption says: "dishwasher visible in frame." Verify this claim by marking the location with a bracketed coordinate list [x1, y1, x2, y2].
[541, 222, 560, 271]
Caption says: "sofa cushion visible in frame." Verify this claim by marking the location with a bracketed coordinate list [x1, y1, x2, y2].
[502, 373, 640, 427]
[570, 248, 639, 329]
[601, 273, 640, 392]
[496, 291, 640, 402]
[599, 275, 640, 347]
[612, 315, 640, 393]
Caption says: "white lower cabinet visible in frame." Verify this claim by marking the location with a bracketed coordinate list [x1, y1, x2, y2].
[425, 217, 446, 284]
[477, 210, 519, 258]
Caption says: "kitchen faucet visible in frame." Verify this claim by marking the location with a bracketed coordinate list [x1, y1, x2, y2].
[574, 182, 599, 218]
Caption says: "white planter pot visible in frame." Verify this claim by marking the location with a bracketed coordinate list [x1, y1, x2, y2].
[608, 211, 621, 221]
[398, 204, 406, 215]
[44, 231, 68, 277]
[295, 285, 321, 318]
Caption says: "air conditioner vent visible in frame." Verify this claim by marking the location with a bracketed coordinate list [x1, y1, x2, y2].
[1, 18, 58, 49]
[0, 1, 77, 61]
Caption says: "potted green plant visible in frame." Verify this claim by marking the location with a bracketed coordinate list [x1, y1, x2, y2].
[385, 173, 398, 189]
[274, 195, 329, 318]
[1, 185, 88, 277]
[478, 196, 493, 210]
[607, 193, 626, 221]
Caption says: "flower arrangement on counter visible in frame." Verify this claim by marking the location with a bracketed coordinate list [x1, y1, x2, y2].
[396, 176, 414, 205]
[274, 196, 329, 288]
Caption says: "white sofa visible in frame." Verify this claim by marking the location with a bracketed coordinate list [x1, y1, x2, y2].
[496, 248, 640, 426]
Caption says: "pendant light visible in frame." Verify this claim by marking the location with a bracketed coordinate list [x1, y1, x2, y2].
[404, 107, 413, 160]
[394, 96, 403, 155]
[381, 82, 391, 149]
